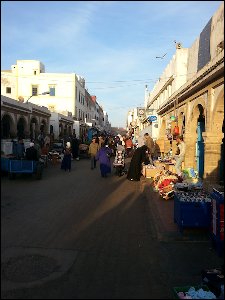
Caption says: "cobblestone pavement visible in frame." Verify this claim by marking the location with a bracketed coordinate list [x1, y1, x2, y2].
[1, 157, 224, 299]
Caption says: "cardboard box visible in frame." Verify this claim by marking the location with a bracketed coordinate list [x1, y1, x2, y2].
[164, 163, 176, 173]
[145, 168, 162, 178]
[154, 161, 166, 169]
[142, 165, 146, 176]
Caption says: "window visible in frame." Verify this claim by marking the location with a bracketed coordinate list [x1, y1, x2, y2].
[49, 86, 55, 96]
[34, 71, 37, 75]
[32, 85, 38, 96]
[6, 87, 11, 94]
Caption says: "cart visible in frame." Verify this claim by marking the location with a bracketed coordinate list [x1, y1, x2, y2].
[1, 157, 43, 180]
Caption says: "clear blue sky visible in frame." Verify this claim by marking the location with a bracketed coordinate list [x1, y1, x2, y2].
[1, 1, 222, 128]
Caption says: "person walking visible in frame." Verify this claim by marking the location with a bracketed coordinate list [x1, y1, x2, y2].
[88, 137, 99, 170]
[127, 145, 150, 181]
[61, 142, 72, 172]
[71, 134, 80, 161]
[38, 132, 45, 148]
[174, 135, 186, 176]
[34, 139, 41, 160]
[98, 135, 105, 148]
[125, 136, 133, 157]
[95, 143, 112, 178]
[113, 141, 126, 176]
[14, 138, 25, 159]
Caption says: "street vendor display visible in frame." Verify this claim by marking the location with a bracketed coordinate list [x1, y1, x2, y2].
[142, 164, 163, 178]
[153, 170, 180, 200]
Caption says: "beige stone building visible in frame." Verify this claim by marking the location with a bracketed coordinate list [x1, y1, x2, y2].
[147, 2, 224, 184]
[1, 95, 51, 140]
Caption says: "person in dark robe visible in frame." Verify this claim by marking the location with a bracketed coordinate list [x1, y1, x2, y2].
[25, 142, 39, 161]
[127, 145, 150, 181]
[71, 134, 80, 160]
[61, 142, 72, 171]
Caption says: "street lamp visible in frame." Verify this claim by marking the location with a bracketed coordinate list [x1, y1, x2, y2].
[26, 91, 50, 103]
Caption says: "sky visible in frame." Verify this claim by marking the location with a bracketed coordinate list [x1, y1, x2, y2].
[1, 1, 222, 128]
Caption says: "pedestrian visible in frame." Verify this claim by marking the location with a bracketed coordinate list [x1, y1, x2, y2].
[137, 135, 145, 147]
[61, 142, 72, 172]
[14, 138, 25, 159]
[127, 145, 150, 181]
[174, 135, 186, 176]
[98, 135, 105, 148]
[25, 142, 39, 161]
[143, 133, 155, 164]
[95, 143, 112, 178]
[34, 139, 41, 160]
[38, 132, 45, 148]
[88, 137, 100, 170]
[44, 134, 51, 147]
[40, 142, 49, 167]
[125, 136, 133, 157]
[113, 141, 126, 176]
[71, 134, 80, 160]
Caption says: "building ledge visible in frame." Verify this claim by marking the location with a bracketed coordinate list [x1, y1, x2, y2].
[157, 51, 224, 115]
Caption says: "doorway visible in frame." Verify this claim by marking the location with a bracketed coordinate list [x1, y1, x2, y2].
[196, 105, 205, 178]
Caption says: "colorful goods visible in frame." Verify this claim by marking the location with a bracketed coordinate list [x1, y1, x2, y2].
[152, 170, 180, 200]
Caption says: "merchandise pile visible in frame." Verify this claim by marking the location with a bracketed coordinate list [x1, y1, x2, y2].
[174, 286, 217, 299]
[145, 159, 205, 201]
[173, 265, 224, 299]
[174, 190, 212, 203]
[152, 170, 181, 200]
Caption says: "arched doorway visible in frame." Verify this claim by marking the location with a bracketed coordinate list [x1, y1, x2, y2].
[64, 125, 68, 137]
[30, 117, 38, 141]
[196, 104, 205, 178]
[40, 120, 47, 134]
[59, 123, 63, 139]
[17, 117, 26, 139]
[1, 114, 12, 138]
[68, 125, 72, 136]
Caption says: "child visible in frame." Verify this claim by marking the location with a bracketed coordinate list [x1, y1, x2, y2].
[113, 141, 126, 176]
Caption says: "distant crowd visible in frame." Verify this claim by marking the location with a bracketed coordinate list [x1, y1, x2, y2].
[11, 131, 185, 180]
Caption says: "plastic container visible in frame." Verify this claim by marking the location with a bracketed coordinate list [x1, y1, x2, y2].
[174, 192, 211, 232]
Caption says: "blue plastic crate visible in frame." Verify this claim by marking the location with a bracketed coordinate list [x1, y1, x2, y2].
[1, 157, 10, 172]
[9, 160, 35, 173]
[174, 192, 211, 232]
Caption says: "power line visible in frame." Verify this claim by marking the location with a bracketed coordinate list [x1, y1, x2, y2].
[1, 71, 199, 88]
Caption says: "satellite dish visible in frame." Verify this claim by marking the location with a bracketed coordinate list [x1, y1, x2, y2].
[18, 96, 24, 102]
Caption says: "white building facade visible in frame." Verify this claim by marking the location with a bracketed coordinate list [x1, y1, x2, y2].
[1, 60, 111, 139]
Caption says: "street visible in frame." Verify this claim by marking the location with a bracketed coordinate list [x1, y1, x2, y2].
[1, 157, 223, 299]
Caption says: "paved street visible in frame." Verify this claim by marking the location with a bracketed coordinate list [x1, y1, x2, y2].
[1, 157, 223, 299]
